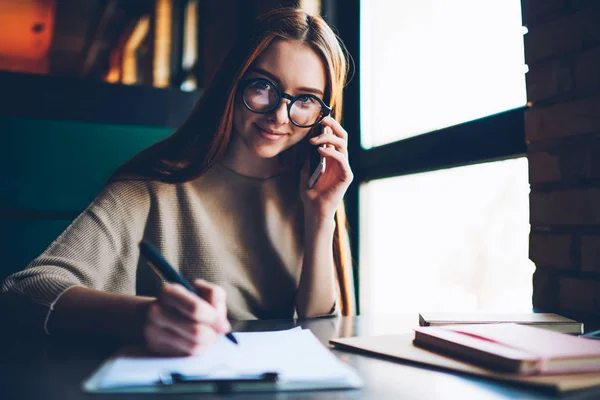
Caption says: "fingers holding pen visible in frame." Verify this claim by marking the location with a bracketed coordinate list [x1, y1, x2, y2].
[145, 318, 217, 356]
[138, 242, 233, 355]
[144, 283, 228, 356]
[160, 283, 230, 333]
[144, 321, 196, 356]
[147, 301, 219, 345]
[144, 302, 201, 357]
[194, 279, 229, 326]
[193, 279, 227, 310]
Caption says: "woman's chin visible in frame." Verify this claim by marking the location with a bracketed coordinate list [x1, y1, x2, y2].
[253, 145, 283, 160]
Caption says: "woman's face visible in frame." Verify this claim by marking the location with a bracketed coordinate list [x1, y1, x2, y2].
[232, 39, 327, 160]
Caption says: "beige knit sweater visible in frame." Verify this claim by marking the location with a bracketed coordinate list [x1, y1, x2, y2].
[1, 163, 326, 333]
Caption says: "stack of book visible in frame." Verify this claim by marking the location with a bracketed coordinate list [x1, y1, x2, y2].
[418, 312, 584, 335]
[330, 313, 600, 393]
[413, 322, 600, 375]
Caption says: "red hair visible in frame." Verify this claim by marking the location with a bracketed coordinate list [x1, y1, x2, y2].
[111, 8, 354, 315]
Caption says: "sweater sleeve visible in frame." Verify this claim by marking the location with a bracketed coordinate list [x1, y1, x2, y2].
[0, 180, 151, 334]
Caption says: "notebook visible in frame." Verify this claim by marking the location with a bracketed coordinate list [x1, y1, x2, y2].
[418, 312, 583, 334]
[330, 333, 600, 393]
[83, 328, 363, 394]
[413, 323, 600, 375]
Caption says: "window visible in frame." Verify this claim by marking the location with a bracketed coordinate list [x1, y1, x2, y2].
[299, 0, 322, 16]
[338, 0, 530, 315]
[360, 158, 534, 314]
[361, 0, 527, 147]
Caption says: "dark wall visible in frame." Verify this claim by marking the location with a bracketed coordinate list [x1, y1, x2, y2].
[0, 116, 172, 280]
[524, 0, 600, 324]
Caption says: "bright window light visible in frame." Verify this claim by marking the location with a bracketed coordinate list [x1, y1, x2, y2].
[359, 158, 534, 315]
[361, 0, 527, 148]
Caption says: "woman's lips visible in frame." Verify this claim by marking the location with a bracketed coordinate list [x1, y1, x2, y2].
[254, 123, 286, 141]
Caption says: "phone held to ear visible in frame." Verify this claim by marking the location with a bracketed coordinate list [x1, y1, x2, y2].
[308, 127, 326, 188]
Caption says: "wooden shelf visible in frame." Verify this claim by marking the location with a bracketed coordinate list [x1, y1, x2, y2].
[0, 71, 202, 128]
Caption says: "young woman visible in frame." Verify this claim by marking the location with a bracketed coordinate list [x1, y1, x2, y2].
[1, 8, 354, 356]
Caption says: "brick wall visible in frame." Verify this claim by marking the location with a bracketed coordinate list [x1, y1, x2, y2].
[523, 0, 600, 322]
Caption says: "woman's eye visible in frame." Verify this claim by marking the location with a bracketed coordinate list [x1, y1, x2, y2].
[297, 95, 313, 103]
[253, 81, 271, 91]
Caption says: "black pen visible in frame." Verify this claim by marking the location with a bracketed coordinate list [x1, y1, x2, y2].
[139, 240, 238, 345]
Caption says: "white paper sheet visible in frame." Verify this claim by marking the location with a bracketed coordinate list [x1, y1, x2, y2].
[94, 328, 361, 389]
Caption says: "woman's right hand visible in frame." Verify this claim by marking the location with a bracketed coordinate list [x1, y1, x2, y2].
[143, 279, 231, 356]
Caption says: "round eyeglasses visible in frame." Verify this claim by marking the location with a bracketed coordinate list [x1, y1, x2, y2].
[239, 78, 331, 128]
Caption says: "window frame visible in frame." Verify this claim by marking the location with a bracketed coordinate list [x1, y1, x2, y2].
[329, 0, 527, 313]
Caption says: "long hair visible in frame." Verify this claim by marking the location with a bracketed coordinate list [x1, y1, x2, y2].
[111, 8, 354, 315]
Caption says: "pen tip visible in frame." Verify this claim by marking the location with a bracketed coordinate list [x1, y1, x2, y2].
[226, 332, 238, 345]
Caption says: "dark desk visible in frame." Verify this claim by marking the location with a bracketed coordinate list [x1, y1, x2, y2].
[1, 315, 598, 399]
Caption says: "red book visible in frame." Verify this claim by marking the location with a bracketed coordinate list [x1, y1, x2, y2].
[413, 323, 600, 375]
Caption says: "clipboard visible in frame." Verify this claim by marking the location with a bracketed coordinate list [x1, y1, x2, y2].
[82, 358, 362, 394]
[82, 328, 363, 394]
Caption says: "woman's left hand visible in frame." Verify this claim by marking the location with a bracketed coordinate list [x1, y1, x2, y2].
[300, 116, 353, 221]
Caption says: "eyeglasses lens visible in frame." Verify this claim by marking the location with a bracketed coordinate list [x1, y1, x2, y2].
[243, 80, 323, 127]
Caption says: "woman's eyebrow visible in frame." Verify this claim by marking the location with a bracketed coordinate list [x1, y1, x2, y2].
[249, 67, 324, 96]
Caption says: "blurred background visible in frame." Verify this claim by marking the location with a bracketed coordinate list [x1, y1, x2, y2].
[0, 0, 317, 88]
[1, 0, 598, 324]
[0, 0, 532, 316]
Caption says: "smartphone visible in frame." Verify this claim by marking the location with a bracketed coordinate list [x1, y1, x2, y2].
[308, 127, 326, 189]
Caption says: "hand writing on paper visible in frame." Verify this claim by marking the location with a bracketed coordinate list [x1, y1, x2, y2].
[143, 279, 231, 356]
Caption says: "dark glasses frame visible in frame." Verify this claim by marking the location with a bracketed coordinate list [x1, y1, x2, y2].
[238, 78, 332, 128]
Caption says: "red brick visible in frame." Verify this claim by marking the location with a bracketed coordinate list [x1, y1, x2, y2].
[576, 46, 600, 90]
[526, 59, 574, 103]
[530, 233, 572, 268]
[524, 8, 600, 65]
[525, 46, 600, 104]
[528, 152, 561, 183]
[525, 95, 600, 142]
[532, 269, 560, 311]
[558, 147, 587, 183]
[530, 189, 600, 225]
[585, 139, 600, 180]
[581, 236, 600, 273]
[521, 0, 567, 27]
[559, 277, 600, 315]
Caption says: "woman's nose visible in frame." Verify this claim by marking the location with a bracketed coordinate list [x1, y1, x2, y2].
[268, 98, 290, 125]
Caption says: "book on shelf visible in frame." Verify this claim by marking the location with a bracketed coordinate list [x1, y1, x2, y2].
[413, 323, 600, 375]
[418, 312, 583, 335]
